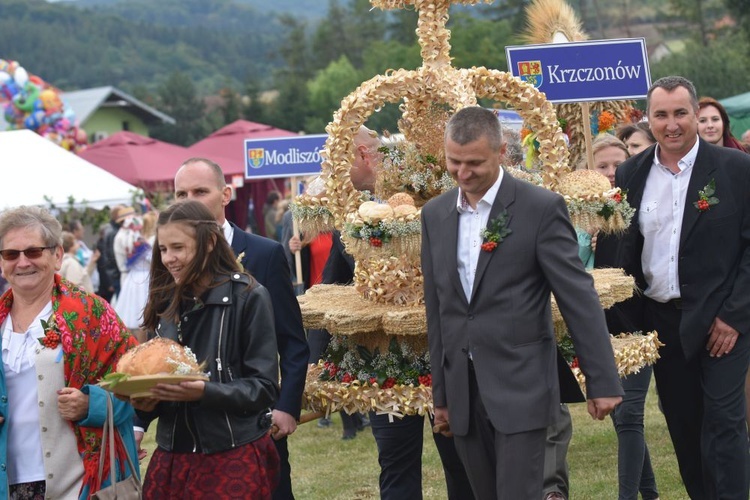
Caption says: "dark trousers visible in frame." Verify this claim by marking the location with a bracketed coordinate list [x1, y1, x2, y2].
[454, 364, 546, 500]
[369, 412, 473, 500]
[543, 404, 572, 498]
[646, 298, 750, 500]
[611, 365, 659, 500]
[272, 436, 293, 500]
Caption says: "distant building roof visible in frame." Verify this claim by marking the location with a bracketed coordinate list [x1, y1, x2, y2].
[61, 86, 175, 126]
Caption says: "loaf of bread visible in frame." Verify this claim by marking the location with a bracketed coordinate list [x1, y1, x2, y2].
[116, 337, 202, 376]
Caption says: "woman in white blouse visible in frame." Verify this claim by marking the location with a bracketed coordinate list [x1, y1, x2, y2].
[0, 206, 138, 499]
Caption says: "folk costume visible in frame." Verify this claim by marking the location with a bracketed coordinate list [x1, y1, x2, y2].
[0, 275, 138, 499]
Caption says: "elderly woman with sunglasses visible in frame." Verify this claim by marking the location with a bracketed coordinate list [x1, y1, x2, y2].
[0, 206, 139, 499]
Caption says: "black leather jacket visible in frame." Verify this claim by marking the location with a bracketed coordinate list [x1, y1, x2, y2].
[139, 272, 279, 454]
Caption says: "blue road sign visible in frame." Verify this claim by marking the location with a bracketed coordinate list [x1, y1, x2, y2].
[505, 38, 651, 103]
[245, 134, 327, 179]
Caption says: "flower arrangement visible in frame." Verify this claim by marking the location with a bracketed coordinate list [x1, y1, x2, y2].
[342, 194, 423, 260]
[480, 210, 512, 252]
[289, 197, 335, 237]
[320, 335, 431, 387]
[564, 188, 635, 234]
[694, 179, 718, 212]
[376, 141, 455, 205]
[39, 315, 62, 349]
[591, 110, 617, 136]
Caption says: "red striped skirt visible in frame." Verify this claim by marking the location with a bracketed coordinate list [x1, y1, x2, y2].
[143, 434, 280, 499]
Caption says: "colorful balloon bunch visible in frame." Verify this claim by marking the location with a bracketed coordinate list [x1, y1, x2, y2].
[0, 59, 87, 152]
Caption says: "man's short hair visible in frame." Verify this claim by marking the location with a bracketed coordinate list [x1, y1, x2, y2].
[445, 107, 503, 151]
[647, 76, 699, 113]
[181, 157, 227, 188]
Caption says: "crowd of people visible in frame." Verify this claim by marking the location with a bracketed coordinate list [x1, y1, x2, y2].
[0, 74, 749, 499]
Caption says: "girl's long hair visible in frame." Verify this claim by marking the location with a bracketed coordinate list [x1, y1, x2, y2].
[141, 200, 246, 330]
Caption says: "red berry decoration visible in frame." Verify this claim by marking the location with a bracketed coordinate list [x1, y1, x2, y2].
[369, 377, 377, 385]
[42, 332, 61, 349]
[341, 373, 353, 383]
[369, 237, 383, 247]
[481, 241, 497, 252]
[418, 374, 432, 387]
[697, 199, 710, 211]
[570, 357, 579, 369]
[382, 377, 396, 389]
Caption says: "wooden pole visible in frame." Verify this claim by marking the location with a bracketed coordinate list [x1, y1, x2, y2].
[580, 102, 595, 170]
[291, 176, 304, 288]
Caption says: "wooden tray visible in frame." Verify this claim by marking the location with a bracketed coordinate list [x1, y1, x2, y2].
[99, 374, 209, 398]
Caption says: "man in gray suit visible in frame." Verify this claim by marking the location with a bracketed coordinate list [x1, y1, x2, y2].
[421, 106, 623, 499]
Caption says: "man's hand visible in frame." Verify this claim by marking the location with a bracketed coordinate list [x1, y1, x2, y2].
[587, 396, 622, 420]
[706, 317, 740, 357]
[134, 430, 148, 460]
[289, 235, 303, 253]
[433, 406, 452, 437]
[57, 388, 89, 421]
[271, 410, 297, 440]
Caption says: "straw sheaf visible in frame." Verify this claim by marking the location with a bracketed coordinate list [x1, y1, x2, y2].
[297, 284, 426, 335]
[552, 268, 636, 337]
[556, 169, 612, 199]
[305, 361, 433, 418]
[506, 167, 545, 186]
[289, 197, 335, 239]
[521, 0, 587, 45]
[354, 256, 425, 307]
[305, 379, 435, 418]
[304, 331, 662, 416]
[572, 331, 663, 395]
[343, 234, 422, 262]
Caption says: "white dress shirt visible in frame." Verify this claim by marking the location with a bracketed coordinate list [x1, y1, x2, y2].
[639, 138, 699, 302]
[456, 169, 504, 303]
[222, 219, 235, 245]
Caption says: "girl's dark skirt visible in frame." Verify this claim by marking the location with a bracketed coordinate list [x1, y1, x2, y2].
[143, 434, 280, 499]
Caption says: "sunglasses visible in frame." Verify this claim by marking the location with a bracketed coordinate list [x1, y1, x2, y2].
[0, 246, 56, 261]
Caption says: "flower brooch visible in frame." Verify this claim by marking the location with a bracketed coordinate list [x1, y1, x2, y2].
[480, 209, 512, 252]
[694, 179, 718, 212]
[39, 317, 61, 349]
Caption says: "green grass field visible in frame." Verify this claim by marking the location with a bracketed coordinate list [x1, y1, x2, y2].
[141, 381, 685, 499]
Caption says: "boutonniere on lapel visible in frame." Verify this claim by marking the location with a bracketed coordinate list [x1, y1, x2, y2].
[38, 315, 62, 349]
[693, 179, 718, 213]
[480, 209, 512, 253]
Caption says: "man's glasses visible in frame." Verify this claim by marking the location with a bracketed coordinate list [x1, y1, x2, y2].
[0, 246, 55, 261]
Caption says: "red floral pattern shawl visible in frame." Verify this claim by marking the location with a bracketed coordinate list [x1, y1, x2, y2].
[0, 275, 137, 496]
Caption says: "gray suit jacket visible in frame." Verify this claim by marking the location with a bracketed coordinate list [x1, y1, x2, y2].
[421, 172, 623, 436]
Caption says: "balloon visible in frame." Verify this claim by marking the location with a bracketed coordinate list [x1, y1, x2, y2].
[13, 66, 28, 86]
[0, 58, 88, 152]
[13, 81, 41, 112]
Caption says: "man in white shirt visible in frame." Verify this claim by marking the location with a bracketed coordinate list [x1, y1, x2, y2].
[616, 75, 750, 499]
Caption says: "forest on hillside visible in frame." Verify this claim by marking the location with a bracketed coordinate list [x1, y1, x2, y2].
[2, 0, 749, 142]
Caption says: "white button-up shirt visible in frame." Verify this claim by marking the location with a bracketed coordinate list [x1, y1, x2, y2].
[222, 219, 235, 245]
[639, 138, 699, 302]
[456, 170, 504, 303]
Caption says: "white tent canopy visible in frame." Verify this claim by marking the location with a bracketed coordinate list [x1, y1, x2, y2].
[0, 130, 139, 210]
